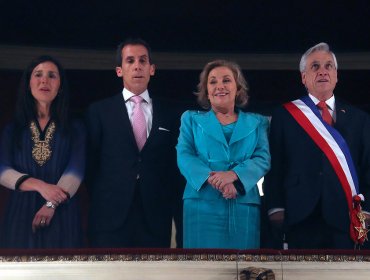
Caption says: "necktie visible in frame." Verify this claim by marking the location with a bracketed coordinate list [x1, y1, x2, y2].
[131, 95, 147, 150]
[317, 101, 334, 126]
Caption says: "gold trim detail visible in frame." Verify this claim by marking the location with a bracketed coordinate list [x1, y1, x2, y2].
[30, 121, 56, 166]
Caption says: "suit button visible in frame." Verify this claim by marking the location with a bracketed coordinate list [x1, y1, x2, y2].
[318, 171, 323, 176]
[138, 157, 142, 162]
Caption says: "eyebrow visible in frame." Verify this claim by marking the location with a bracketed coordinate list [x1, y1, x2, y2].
[209, 74, 232, 79]
[310, 60, 334, 65]
[33, 69, 59, 74]
[125, 55, 148, 59]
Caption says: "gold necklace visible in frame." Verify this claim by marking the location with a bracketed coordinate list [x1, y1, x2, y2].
[30, 121, 56, 166]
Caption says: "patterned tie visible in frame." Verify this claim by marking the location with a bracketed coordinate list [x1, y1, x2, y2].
[317, 101, 334, 126]
[131, 95, 147, 150]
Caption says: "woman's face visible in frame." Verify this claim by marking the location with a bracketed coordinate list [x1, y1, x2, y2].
[29, 61, 61, 105]
[207, 66, 237, 110]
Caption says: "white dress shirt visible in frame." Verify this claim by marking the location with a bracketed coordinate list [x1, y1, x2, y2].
[308, 93, 336, 121]
[122, 88, 153, 137]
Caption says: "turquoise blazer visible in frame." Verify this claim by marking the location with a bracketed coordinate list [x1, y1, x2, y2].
[177, 110, 271, 205]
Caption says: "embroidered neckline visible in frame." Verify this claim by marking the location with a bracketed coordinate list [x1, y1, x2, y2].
[30, 121, 56, 166]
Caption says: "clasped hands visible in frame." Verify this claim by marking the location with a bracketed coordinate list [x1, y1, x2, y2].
[208, 171, 238, 199]
[32, 183, 70, 232]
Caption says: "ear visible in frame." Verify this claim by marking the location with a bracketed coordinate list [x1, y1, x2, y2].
[116, 67, 123, 77]
[150, 64, 156, 76]
[301, 72, 306, 86]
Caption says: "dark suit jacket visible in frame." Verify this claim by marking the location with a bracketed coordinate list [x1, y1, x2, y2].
[264, 98, 370, 233]
[85, 93, 184, 245]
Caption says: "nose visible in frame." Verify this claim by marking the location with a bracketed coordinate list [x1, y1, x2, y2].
[41, 75, 48, 83]
[133, 60, 141, 70]
[318, 66, 328, 76]
[216, 81, 224, 89]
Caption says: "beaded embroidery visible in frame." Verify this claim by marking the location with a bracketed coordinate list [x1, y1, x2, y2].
[30, 121, 56, 166]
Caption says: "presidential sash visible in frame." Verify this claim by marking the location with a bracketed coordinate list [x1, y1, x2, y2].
[284, 96, 368, 245]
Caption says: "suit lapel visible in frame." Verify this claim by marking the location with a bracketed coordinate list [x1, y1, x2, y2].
[193, 110, 228, 147]
[229, 112, 258, 146]
[193, 111, 259, 147]
[146, 98, 160, 146]
[112, 94, 139, 150]
[334, 100, 351, 133]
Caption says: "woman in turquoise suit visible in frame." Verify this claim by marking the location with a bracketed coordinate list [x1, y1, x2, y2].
[177, 60, 270, 249]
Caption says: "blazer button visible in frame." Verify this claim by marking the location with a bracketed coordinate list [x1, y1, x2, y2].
[318, 171, 323, 176]
[138, 157, 142, 162]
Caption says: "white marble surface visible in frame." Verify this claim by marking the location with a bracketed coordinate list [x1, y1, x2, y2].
[0, 260, 370, 280]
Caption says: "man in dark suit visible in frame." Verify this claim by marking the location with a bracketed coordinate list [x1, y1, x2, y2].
[86, 38, 183, 248]
[264, 42, 370, 249]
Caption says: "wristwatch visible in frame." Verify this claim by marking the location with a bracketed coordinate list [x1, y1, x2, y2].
[45, 201, 56, 209]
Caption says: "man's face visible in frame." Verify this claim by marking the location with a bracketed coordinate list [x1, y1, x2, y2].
[116, 44, 155, 95]
[301, 50, 338, 100]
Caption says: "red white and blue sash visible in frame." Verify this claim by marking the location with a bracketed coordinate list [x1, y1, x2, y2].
[284, 96, 367, 244]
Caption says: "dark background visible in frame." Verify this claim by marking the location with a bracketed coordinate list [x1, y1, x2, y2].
[1, 1, 370, 118]
[1, 1, 370, 52]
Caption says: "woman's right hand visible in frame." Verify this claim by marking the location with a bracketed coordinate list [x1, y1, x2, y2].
[19, 177, 68, 205]
[222, 183, 237, 199]
[37, 183, 68, 205]
[208, 171, 238, 191]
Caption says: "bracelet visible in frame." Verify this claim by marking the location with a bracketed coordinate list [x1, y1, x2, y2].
[14, 174, 31, 191]
[45, 201, 57, 209]
[62, 190, 71, 200]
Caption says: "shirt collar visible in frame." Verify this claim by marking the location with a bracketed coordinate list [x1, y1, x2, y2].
[308, 93, 335, 110]
[122, 88, 150, 103]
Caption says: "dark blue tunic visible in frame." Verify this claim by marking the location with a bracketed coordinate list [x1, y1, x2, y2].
[0, 120, 85, 248]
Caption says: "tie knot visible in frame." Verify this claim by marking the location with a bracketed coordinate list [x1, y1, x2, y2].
[317, 101, 328, 110]
[131, 95, 143, 104]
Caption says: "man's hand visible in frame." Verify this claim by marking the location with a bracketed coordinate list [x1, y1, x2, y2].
[269, 211, 285, 229]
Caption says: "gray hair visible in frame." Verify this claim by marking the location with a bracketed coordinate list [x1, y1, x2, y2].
[299, 42, 338, 73]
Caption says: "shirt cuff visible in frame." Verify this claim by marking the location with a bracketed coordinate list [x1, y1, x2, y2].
[268, 208, 285, 216]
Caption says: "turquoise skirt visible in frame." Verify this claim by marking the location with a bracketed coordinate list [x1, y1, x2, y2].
[183, 198, 260, 249]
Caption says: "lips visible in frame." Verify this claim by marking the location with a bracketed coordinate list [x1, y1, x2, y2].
[40, 87, 50, 92]
[317, 79, 329, 83]
[213, 92, 229, 96]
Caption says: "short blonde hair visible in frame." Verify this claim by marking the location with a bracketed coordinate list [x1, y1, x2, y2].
[195, 60, 249, 109]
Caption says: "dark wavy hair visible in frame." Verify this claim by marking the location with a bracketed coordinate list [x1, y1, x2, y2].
[13, 55, 70, 146]
[116, 37, 153, 66]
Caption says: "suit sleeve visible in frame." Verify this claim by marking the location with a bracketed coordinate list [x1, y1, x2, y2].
[232, 116, 271, 194]
[84, 104, 102, 190]
[359, 112, 370, 212]
[176, 111, 212, 191]
[263, 107, 287, 211]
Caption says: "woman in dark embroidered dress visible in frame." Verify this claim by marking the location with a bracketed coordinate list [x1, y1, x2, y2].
[0, 56, 85, 248]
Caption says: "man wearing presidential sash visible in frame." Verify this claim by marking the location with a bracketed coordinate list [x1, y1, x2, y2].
[264, 42, 370, 249]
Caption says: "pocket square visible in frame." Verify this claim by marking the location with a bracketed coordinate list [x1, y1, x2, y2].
[158, 127, 170, 132]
